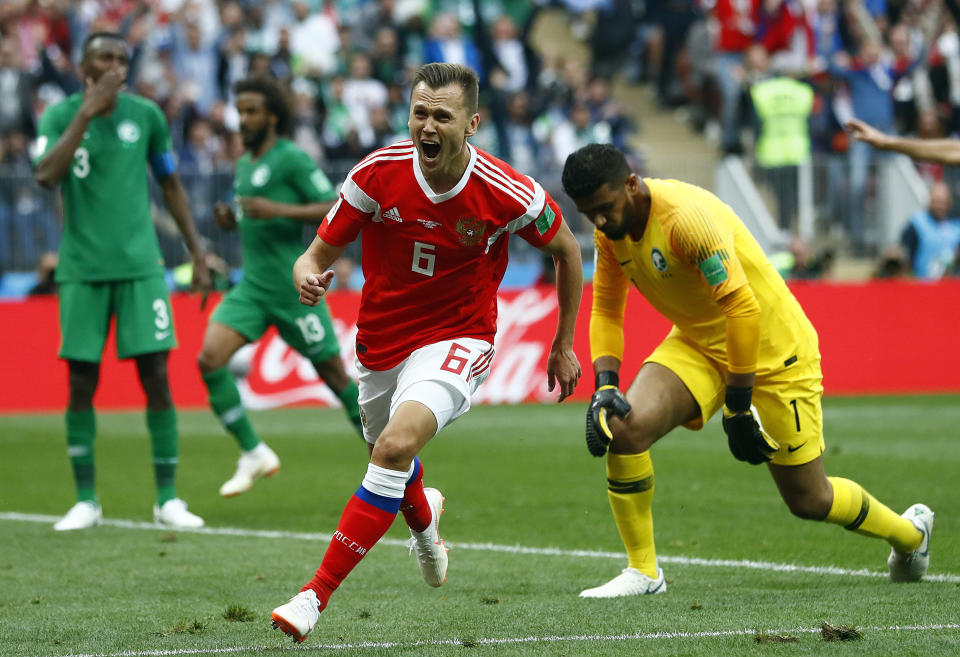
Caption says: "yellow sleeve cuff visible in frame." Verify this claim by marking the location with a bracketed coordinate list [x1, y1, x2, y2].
[590, 307, 625, 362]
[719, 286, 761, 374]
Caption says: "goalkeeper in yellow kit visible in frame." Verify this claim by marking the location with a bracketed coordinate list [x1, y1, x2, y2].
[561, 144, 933, 597]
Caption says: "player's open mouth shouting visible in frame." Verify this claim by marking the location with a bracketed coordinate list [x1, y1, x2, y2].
[420, 139, 441, 163]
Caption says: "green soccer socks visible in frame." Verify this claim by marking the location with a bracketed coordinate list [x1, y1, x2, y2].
[202, 367, 260, 451]
[65, 409, 97, 503]
[146, 408, 178, 506]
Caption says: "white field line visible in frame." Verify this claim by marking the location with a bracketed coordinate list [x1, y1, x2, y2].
[28, 623, 960, 657]
[3, 511, 959, 584]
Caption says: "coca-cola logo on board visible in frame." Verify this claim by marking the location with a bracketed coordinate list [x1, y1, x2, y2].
[238, 288, 560, 409]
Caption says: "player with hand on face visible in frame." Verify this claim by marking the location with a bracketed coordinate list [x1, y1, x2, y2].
[269, 63, 583, 643]
[197, 76, 364, 498]
[563, 143, 933, 598]
[33, 32, 212, 531]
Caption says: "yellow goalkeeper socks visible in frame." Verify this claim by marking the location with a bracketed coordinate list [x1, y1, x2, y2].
[825, 477, 921, 553]
[606, 451, 658, 577]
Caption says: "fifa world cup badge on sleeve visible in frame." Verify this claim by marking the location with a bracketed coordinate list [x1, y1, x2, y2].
[698, 254, 728, 286]
[535, 204, 555, 235]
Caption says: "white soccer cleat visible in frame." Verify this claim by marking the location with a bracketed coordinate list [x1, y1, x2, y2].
[271, 589, 321, 643]
[888, 503, 934, 582]
[407, 487, 449, 587]
[53, 501, 103, 531]
[579, 567, 667, 598]
[154, 498, 205, 528]
[219, 443, 281, 497]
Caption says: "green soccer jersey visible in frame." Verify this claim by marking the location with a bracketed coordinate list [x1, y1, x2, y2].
[34, 92, 173, 283]
[233, 139, 336, 297]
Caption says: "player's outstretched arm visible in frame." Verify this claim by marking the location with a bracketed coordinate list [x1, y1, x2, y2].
[238, 197, 336, 223]
[294, 235, 345, 306]
[159, 172, 212, 307]
[540, 220, 583, 401]
[846, 118, 960, 165]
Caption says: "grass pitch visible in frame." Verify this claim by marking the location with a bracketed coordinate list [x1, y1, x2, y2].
[1, 396, 958, 657]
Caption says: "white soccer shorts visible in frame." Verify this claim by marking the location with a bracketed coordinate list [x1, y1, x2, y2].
[356, 338, 495, 444]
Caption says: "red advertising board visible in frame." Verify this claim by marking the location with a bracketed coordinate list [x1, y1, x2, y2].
[2, 280, 958, 413]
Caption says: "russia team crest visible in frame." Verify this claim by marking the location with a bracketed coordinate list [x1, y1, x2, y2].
[456, 216, 485, 246]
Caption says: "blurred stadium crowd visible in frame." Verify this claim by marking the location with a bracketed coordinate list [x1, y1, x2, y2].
[636, 0, 960, 275]
[1, 0, 959, 291]
[0, 0, 643, 287]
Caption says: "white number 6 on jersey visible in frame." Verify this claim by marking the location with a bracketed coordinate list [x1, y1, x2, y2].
[412, 241, 436, 277]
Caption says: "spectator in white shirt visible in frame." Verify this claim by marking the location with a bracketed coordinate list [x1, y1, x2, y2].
[289, 0, 340, 77]
[342, 52, 388, 148]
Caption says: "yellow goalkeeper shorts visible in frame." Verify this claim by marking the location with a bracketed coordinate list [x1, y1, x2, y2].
[644, 332, 825, 466]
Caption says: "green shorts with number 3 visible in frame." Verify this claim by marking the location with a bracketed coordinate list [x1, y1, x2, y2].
[211, 282, 340, 363]
[59, 276, 177, 362]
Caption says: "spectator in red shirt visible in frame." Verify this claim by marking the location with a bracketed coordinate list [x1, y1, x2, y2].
[711, 0, 760, 153]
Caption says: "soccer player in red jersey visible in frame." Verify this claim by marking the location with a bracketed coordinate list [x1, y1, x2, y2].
[270, 63, 583, 642]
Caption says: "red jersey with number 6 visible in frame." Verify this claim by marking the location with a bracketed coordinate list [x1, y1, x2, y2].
[318, 140, 563, 370]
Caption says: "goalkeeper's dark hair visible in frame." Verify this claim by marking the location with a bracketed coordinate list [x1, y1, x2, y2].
[81, 32, 126, 59]
[411, 63, 479, 115]
[234, 76, 293, 137]
[561, 143, 632, 200]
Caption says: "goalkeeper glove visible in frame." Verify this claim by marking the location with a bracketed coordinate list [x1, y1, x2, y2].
[722, 385, 779, 465]
[584, 371, 631, 457]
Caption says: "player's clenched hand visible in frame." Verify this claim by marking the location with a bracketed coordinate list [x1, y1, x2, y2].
[546, 345, 581, 402]
[722, 405, 779, 465]
[82, 69, 125, 117]
[213, 201, 236, 230]
[585, 383, 631, 457]
[298, 270, 334, 306]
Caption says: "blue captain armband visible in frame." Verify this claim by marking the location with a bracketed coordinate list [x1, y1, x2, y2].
[150, 151, 177, 179]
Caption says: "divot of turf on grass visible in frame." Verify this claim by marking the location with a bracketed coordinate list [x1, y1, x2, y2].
[156, 619, 208, 636]
[223, 604, 255, 622]
[820, 622, 863, 641]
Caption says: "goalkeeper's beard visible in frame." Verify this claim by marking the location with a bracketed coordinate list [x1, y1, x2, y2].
[600, 201, 637, 241]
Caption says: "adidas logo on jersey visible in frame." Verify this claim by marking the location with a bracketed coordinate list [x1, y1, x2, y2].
[383, 206, 403, 223]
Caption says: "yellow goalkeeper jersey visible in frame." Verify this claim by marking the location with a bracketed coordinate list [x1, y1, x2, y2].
[590, 178, 818, 375]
